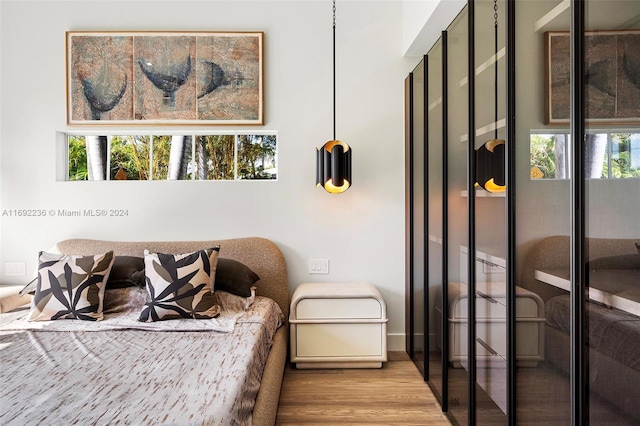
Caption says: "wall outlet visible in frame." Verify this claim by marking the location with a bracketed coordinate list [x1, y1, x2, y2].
[482, 261, 504, 274]
[5, 261, 26, 277]
[308, 259, 329, 274]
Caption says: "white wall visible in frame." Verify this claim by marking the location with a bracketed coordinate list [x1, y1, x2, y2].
[403, 0, 466, 56]
[0, 0, 416, 349]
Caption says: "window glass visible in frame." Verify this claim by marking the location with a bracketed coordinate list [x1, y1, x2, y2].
[530, 131, 640, 179]
[66, 132, 276, 181]
[109, 135, 150, 180]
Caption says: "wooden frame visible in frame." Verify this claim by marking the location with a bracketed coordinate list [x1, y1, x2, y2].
[66, 31, 263, 125]
[545, 30, 640, 125]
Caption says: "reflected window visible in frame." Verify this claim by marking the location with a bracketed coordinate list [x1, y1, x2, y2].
[530, 132, 640, 179]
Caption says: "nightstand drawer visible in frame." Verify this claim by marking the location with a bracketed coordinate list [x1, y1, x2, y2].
[296, 323, 384, 357]
[296, 297, 382, 319]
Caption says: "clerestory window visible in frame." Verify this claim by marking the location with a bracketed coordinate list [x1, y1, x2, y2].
[530, 132, 640, 179]
[64, 132, 277, 181]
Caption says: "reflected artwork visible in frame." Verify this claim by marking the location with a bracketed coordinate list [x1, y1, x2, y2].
[545, 30, 640, 124]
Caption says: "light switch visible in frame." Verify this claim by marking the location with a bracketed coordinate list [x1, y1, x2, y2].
[5, 261, 26, 277]
[308, 259, 329, 274]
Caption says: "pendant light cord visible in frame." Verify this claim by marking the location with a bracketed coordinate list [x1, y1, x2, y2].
[494, 0, 499, 140]
[333, 0, 337, 141]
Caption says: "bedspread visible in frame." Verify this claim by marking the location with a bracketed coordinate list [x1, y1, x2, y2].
[0, 296, 283, 426]
[546, 294, 640, 373]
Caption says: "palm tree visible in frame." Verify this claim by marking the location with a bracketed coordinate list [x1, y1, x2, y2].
[86, 135, 108, 180]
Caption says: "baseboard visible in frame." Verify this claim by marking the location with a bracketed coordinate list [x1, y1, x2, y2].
[387, 333, 406, 351]
[386, 333, 438, 352]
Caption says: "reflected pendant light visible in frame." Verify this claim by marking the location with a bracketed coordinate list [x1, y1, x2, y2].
[476, 0, 506, 193]
[316, 0, 352, 193]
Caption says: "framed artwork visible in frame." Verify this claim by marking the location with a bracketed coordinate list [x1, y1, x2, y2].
[545, 30, 640, 125]
[66, 31, 263, 125]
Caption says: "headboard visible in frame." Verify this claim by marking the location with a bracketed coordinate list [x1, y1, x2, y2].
[521, 235, 639, 303]
[51, 237, 290, 320]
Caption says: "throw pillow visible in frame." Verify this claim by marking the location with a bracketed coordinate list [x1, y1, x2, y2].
[213, 287, 257, 313]
[18, 277, 37, 297]
[588, 253, 640, 270]
[106, 255, 145, 289]
[28, 251, 115, 321]
[103, 286, 149, 314]
[19, 255, 145, 296]
[216, 258, 260, 297]
[139, 247, 220, 322]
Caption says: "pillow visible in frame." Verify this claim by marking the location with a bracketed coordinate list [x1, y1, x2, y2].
[103, 286, 149, 314]
[19, 255, 145, 296]
[213, 287, 257, 313]
[215, 258, 260, 297]
[28, 251, 115, 321]
[139, 247, 220, 322]
[18, 277, 37, 297]
[106, 256, 145, 289]
[588, 253, 640, 271]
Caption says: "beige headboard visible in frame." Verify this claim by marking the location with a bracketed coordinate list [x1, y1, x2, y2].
[51, 237, 290, 320]
[521, 235, 639, 303]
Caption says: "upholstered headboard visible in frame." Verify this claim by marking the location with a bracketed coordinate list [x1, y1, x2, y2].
[51, 237, 290, 320]
[521, 235, 639, 303]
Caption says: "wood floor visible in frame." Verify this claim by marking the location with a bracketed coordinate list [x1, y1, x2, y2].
[275, 352, 451, 425]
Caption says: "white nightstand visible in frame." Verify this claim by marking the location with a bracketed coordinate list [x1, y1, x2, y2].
[289, 282, 388, 369]
[442, 281, 545, 368]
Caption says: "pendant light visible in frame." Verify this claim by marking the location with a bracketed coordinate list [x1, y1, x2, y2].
[316, 0, 352, 193]
[476, 0, 506, 193]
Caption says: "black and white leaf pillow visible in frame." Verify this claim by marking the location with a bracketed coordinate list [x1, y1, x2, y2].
[139, 247, 220, 322]
[28, 251, 115, 321]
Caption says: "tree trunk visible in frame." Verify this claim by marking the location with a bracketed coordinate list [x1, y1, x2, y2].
[585, 133, 607, 178]
[555, 134, 567, 179]
[197, 137, 207, 180]
[168, 135, 191, 180]
[86, 135, 108, 181]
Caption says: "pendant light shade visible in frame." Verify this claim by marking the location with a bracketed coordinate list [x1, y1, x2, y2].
[476, 138, 506, 193]
[316, 0, 352, 193]
[316, 140, 352, 193]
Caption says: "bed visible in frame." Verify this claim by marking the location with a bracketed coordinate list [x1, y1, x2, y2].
[0, 237, 289, 426]
[521, 235, 640, 421]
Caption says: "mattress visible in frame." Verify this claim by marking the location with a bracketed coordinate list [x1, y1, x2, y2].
[0, 296, 283, 426]
[545, 294, 640, 373]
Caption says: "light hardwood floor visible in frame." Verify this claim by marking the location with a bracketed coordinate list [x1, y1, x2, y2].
[275, 352, 451, 425]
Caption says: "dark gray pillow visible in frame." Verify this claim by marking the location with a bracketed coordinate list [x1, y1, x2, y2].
[215, 258, 260, 297]
[107, 256, 145, 289]
[588, 254, 640, 271]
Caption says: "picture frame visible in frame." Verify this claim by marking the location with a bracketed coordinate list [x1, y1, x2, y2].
[545, 30, 640, 125]
[66, 31, 263, 125]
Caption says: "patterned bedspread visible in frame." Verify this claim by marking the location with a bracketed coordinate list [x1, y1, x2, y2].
[0, 296, 283, 426]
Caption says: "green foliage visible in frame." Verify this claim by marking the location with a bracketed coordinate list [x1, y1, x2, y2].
[608, 134, 640, 179]
[196, 135, 235, 180]
[109, 135, 150, 180]
[68, 133, 278, 181]
[530, 132, 640, 179]
[68, 136, 88, 180]
[529, 134, 556, 179]
[152, 136, 171, 180]
[237, 135, 277, 180]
